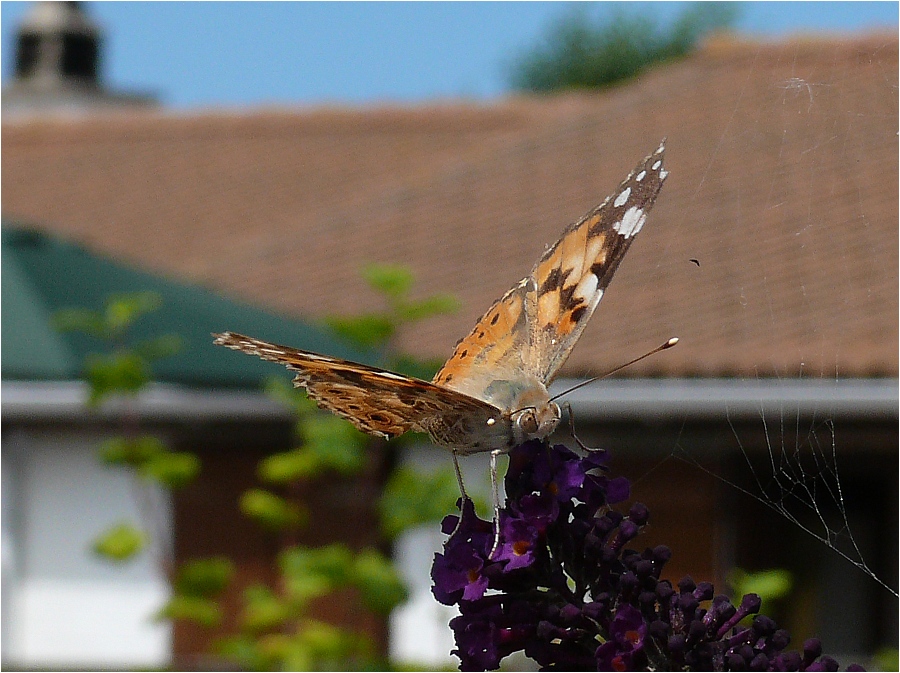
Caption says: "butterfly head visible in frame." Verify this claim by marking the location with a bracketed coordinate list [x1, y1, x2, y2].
[510, 400, 561, 444]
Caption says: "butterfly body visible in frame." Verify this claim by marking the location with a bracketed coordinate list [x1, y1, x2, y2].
[214, 140, 667, 456]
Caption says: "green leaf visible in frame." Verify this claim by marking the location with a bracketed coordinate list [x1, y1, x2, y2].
[258, 449, 320, 483]
[174, 557, 234, 597]
[51, 307, 108, 338]
[240, 489, 307, 531]
[93, 522, 146, 561]
[301, 415, 367, 474]
[140, 451, 201, 488]
[215, 636, 262, 671]
[241, 584, 293, 632]
[324, 314, 395, 349]
[379, 465, 464, 539]
[351, 549, 409, 614]
[362, 263, 415, 298]
[133, 333, 184, 361]
[279, 568, 333, 607]
[874, 648, 900, 673]
[396, 293, 460, 322]
[293, 620, 376, 670]
[85, 351, 149, 404]
[729, 567, 793, 603]
[104, 291, 162, 333]
[280, 544, 354, 587]
[98, 435, 166, 467]
[156, 594, 223, 627]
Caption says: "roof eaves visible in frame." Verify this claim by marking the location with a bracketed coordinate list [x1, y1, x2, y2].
[553, 377, 899, 422]
[1, 380, 292, 423]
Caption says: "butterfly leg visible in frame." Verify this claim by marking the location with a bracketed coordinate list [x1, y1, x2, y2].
[489, 448, 502, 558]
[563, 401, 598, 452]
[452, 450, 468, 501]
[448, 451, 469, 539]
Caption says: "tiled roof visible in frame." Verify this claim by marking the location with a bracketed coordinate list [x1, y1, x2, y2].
[3, 34, 897, 378]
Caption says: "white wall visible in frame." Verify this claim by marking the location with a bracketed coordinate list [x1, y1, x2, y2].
[2, 427, 172, 669]
[389, 444, 496, 668]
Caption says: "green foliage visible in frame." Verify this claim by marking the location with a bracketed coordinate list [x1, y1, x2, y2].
[279, 545, 407, 616]
[325, 262, 460, 357]
[352, 548, 409, 615]
[84, 351, 150, 405]
[99, 434, 167, 466]
[257, 448, 320, 483]
[152, 265, 459, 669]
[873, 648, 900, 672]
[54, 291, 184, 405]
[159, 557, 233, 628]
[139, 451, 201, 489]
[240, 584, 295, 632]
[218, 619, 379, 672]
[215, 545, 403, 670]
[299, 415, 368, 474]
[174, 557, 235, 597]
[509, 2, 738, 92]
[157, 595, 224, 628]
[93, 522, 146, 561]
[54, 292, 194, 571]
[729, 567, 794, 604]
[240, 488, 309, 531]
[261, 377, 369, 482]
[133, 333, 184, 360]
[379, 465, 467, 540]
[99, 435, 199, 488]
[52, 291, 162, 339]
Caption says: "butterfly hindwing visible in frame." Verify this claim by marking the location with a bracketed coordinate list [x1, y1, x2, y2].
[213, 332, 501, 440]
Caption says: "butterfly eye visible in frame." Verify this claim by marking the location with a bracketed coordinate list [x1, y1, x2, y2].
[518, 410, 539, 435]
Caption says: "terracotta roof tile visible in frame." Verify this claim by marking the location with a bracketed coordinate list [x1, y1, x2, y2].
[3, 34, 896, 378]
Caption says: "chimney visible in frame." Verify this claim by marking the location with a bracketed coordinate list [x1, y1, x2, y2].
[3, 1, 157, 118]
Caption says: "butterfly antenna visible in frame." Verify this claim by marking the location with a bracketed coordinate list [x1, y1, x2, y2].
[549, 337, 679, 402]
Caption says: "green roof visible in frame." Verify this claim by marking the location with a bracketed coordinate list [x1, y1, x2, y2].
[1, 225, 372, 388]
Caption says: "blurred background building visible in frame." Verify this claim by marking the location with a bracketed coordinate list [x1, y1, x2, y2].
[2, 1, 897, 669]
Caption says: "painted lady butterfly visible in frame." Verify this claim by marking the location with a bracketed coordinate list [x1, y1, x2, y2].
[214, 141, 667, 463]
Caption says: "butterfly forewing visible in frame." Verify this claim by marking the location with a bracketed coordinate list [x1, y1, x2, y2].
[432, 142, 668, 395]
[213, 332, 503, 442]
[432, 277, 534, 399]
[529, 141, 668, 382]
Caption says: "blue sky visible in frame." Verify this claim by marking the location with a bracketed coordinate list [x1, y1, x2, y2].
[1, 2, 896, 108]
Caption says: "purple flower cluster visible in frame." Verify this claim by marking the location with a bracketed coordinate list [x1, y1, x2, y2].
[432, 440, 860, 672]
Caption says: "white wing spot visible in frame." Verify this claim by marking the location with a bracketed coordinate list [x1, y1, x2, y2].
[652, 160, 662, 170]
[636, 170, 646, 182]
[297, 352, 332, 361]
[614, 187, 631, 208]
[378, 371, 411, 381]
[486, 418, 496, 426]
[573, 272, 599, 301]
[613, 206, 646, 238]
[659, 169, 669, 180]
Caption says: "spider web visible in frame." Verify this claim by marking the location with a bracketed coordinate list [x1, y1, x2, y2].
[628, 32, 900, 658]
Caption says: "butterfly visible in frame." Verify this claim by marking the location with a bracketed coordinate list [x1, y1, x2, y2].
[214, 141, 668, 467]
